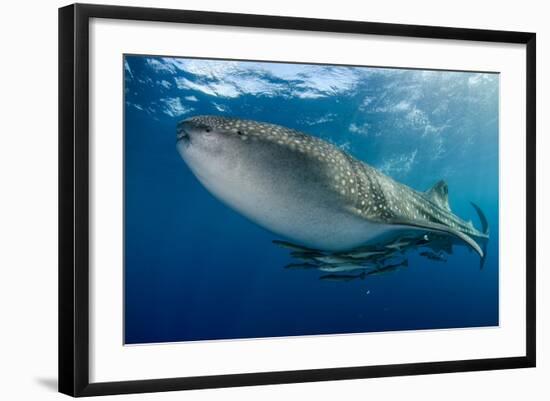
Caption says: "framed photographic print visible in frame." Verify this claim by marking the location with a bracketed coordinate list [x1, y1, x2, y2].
[58, 3, 536, 397]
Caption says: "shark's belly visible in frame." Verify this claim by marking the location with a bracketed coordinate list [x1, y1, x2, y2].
[265, 210, 395, 251]
[198, 167, 394, 251]
[241, 198, 393, 251]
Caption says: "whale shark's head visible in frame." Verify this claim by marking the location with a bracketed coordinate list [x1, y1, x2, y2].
[176, 115, 273, 182]
[177, 115, 328, 182]
[176, 115, 350, 199]
[177, 115, 304, 214]
[177, 115, 254, 159]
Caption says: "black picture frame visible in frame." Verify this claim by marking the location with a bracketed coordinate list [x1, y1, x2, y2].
[59, 3, 536, 397]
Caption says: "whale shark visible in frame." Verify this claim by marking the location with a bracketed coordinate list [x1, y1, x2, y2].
[176, 115, 489, 261]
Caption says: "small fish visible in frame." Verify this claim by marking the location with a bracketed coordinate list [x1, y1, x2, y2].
[366, 260, 409, 276]
[290, 250, 324, 260]
[385, 239, 412, 251]
[339, 250, 387, 259]
[318, 263, 373, 273]
[422, 236, 454, 255]
[313, 255, 362, 264]
[273, 240, 320, 253]
[319, 271, 366, 282]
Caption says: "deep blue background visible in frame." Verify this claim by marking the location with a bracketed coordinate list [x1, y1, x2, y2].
[124, 56, 499, 344]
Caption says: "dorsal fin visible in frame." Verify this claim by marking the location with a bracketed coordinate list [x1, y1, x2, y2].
[424, 180, 450, 211]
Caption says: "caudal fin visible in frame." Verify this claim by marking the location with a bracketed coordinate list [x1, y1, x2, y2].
[470, 202, 490, 269]
[470, 202, 489, 235]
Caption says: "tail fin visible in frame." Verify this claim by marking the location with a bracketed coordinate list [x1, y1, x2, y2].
[470, 202, 489, 235]
[470, 202, 490, 269]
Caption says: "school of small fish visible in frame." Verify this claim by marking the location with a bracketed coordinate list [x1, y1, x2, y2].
[275, 232, 451, 282]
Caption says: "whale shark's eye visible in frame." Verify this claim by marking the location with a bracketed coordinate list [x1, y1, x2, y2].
[205, 128, 211, 133]
[237, 130, 244, 136]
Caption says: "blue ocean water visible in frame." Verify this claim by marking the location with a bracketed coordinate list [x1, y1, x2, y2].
[124, 55, 499, 344]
